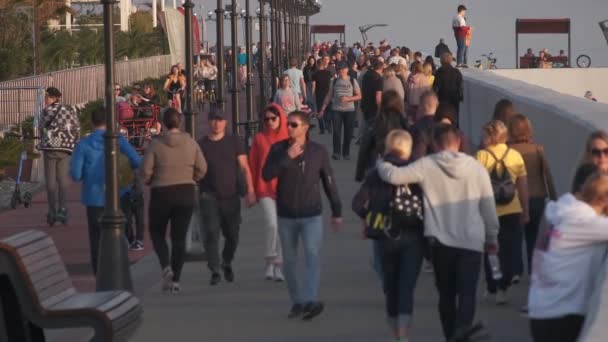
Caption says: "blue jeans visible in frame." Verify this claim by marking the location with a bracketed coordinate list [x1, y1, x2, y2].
[278, 216, 324, 305]
[456, 37, 468, 65]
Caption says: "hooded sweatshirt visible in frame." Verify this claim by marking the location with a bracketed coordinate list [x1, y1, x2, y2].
[376, 151, 499, 252]
[528, 193, 608, 320]
[141, 131, 207, 188]
[70, 129, 140, 207]
[249, 104, 289, 199]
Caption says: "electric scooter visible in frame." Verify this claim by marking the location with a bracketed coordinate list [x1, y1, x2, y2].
[10, 150, 32, 209]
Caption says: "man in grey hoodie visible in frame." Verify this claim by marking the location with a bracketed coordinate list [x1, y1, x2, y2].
[376, 124, 499, 341]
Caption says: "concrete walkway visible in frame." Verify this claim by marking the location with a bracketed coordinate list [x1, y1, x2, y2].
[129, 129, 533, 342]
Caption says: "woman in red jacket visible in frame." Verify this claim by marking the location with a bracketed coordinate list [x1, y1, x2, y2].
[249, 103, 289, 281]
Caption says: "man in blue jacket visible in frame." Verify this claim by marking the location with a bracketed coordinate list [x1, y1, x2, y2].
[70, 108, 141, 274]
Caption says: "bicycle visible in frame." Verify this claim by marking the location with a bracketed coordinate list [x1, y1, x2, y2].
[474, 53, 498, 70]
[576, 54, 591, 68]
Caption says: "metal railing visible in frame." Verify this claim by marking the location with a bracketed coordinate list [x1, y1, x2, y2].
[0, 87, 44, 133]
[0, 55, 172, 130]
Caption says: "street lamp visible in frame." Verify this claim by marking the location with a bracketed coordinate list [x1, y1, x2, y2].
[98, 0, 132, 292]
[257, 4, 269, 110]
[243, 0, 256, 147]
[215, 0, 226, 110]
[230, 0, 240, 135]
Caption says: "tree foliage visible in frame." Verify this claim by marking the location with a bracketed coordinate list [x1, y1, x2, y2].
[0, 9, 169, 81]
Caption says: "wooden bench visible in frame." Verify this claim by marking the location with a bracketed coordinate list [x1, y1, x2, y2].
[0, 230, 142, 342]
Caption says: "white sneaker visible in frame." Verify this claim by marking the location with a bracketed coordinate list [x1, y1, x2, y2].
[496, 290, 507, 305]
[265, 264, 274, 280]
[274, 266, 285, 282]
[161, 267, 174, 292]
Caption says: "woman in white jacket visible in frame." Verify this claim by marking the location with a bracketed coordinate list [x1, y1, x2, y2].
[528, 164, 608, 342]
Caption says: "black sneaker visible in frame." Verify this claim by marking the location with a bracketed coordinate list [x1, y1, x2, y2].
[343, 155, 350, 161]
[287, 304, 304, 319]
[210, 272, 221, 286]
[222, 265, 234, 282]
[302, 301, 324, 321]
[332, 154, 340, 161]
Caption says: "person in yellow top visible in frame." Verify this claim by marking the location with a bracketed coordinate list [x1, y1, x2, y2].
[476, 120, 529, 305]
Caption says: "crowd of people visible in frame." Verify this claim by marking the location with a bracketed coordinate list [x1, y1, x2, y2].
[36, 3, 608, 342]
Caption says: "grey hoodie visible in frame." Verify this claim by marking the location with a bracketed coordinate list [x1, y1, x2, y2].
[377, 151, 499, 252]
[141, 131, 207, 188]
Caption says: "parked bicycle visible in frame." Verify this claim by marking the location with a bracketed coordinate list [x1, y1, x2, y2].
[474, 52, 498, 69]
[576, 54, 591, 68]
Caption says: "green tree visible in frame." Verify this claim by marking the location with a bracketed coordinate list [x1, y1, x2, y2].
[41, 30, 77, 71]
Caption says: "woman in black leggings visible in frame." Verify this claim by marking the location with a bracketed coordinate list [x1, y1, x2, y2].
[141, 108, 207, 293]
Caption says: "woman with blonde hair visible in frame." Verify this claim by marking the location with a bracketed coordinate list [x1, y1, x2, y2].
[476, 120, 529, 305]
[353, 129, 424, 342]
[582, 130, 608, 172]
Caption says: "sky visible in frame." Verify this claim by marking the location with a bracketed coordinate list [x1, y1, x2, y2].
[157, 0, 608, 68]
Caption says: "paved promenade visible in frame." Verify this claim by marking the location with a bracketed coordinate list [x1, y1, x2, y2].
[128, 127, 533, 342]
[0, 91, 534, 341]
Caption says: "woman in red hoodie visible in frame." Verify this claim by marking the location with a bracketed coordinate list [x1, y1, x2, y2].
[249, 103, 289, 281]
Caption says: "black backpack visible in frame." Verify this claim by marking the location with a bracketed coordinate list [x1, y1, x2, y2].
[387, 184, 424, 239]
[486, 148, 516, 205]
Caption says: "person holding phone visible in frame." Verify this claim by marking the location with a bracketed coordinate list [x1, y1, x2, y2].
[262, 111, 343, 321]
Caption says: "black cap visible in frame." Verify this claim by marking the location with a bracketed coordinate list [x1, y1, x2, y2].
[45, 87, 62, 98]
[208, 107, 226, 121]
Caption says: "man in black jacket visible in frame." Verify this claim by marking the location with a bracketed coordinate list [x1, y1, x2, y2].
[263, 111, 343, 321]
[433, 53, 464, 126]
[434, 39, 451, 58]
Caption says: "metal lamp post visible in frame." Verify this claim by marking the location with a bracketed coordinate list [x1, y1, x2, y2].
[270, 0, 279, 97]
[183, 0, 196, 137]
[215, 0, 226, 110]
[182, 0, 206, 261]
[257, 3, 268, 109]
[230, 0, 240, 135]
[244, 0, 255, 143]
[97, 0, 132, 292]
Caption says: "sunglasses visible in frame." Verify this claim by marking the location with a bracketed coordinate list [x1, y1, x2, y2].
[115, 88, 121, 91]
[264, 116, 278, 123]
[591, 148, 608, 157]
[287, 122, 300, 129]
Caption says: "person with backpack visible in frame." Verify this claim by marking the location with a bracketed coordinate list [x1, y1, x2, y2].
[319, 62, 361, 161]
[352, 129, 424, 342]
[376, 124, 499, 341]
[476, 120, 529, 305]
[40, 87, 80, 226]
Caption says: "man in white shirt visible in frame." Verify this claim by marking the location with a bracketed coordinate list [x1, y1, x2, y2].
[452, 4, 471, 67]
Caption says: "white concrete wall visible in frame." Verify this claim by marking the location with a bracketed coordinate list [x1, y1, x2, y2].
[490, 68, 608, 104]
[460, 69, 608, 194]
